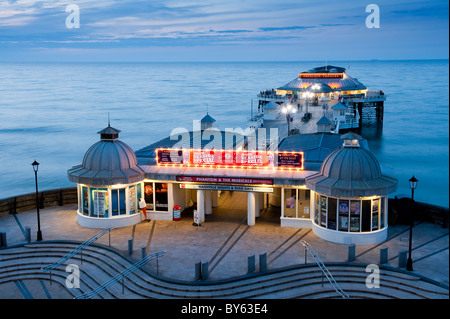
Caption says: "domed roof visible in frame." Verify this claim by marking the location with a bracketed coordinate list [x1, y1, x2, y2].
[306, 133, 397, 197]
[277, 66, 367, 92]
[82, 140, 138, 171]
[68, 125, 145, 186]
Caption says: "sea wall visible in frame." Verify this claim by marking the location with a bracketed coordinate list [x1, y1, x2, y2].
[0, 188, 448, 229]
[388, 197, 449, 228]
[0, 187, 77, 217]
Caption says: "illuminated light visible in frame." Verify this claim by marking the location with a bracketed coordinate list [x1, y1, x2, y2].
[360, 195, 380, 200]
[299, 73, 344, 78]
[156, 148, 304, 171]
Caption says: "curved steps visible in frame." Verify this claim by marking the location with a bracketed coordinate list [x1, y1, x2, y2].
[1, 242, 448, 299]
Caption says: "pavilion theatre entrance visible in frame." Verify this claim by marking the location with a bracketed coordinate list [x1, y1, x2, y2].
[179, 183, 281, 226]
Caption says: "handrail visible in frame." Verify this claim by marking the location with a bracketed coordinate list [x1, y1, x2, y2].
[75, 251, 166, 299]
[300, 240, 349, 299]
[41, 226, 116, 271]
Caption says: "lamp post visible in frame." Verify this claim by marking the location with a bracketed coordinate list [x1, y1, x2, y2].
[281, 104, 296, 136]
[406, 175, 418, 271]
[32, 160, 43, 241]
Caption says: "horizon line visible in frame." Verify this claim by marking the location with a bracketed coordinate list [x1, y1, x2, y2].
[0, 58, 448, 63]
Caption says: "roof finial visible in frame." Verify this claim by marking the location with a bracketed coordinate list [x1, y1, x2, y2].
[206, 103, 209, 115]
[108, 112, 110, 127]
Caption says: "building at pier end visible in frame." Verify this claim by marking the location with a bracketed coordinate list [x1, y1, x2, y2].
[67, 115, 397, 245]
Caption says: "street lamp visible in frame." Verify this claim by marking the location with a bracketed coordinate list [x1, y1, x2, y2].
[406, 175, 418, 271]
[281, 104, 296, 136]
[32, 160, 43, 241]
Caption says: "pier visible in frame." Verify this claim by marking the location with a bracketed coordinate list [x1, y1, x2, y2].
[252, 66, 386, 135]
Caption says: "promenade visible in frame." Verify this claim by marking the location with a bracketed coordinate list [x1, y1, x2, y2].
[0, 193, 448, 299]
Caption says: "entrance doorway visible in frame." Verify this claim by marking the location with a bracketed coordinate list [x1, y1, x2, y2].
[178, 185, 281, 226]
[209, 190, 281, 225]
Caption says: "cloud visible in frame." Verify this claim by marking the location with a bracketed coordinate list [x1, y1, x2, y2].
[0, 15, 36, 26]
[259, 26, 315, 32]
[0, 0, 448, 61]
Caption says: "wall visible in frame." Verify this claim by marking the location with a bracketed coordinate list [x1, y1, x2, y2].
[0, 187, 77, 217]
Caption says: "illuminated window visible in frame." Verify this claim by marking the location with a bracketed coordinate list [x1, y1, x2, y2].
[144, 182, 169, 212]
[282, 188, 310, 219]
[314, 195, 386, 233]
[155, 183, 168, 211]
[284, 189, 297, 218]
[82, 186, 89, 216]
[91, 188, 108, 218]
[320, 196, 327, 227]
[338, 200, 349, 231]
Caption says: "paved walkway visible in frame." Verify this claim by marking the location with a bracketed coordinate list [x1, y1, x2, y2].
[1, 198, 448, 288]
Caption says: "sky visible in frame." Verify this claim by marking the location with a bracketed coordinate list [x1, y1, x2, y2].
[0, 0, 448, 62]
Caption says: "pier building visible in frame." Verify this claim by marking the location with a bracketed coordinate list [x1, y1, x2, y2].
[67, 114, 397, 245]
[253, 66, 386, 135]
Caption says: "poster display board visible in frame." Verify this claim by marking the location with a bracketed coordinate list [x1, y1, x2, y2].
[92, 190, 108, 217]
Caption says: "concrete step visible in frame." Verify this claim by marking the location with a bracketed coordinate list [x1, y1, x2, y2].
[1, 243, 448, 299]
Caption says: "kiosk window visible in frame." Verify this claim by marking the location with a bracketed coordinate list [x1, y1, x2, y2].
[338, 200, 349, 231]
[327, 198, 337, 230]
[144, 183, 154, 210]
[361, 200, 371, 232]
[284, 188, 297, 218]
[155, 183, 168, 211]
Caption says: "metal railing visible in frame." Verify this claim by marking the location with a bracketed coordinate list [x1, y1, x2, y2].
[41, 226, 116, 272]
[300, 240, 349, 299]
[75, 251, 166, 299]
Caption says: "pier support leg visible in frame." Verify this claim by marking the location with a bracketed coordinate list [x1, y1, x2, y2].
[248, 255, 256, 274]
[259, 253, 267, 272]
[380, 246, 388, 265]
[25, 226, 31, 243]
[0, 231, 6, 248]
[201, 261, 209, 280]
[348, 243, 356, 262]
[398, 249, 408, 268]
[194, 262, 201, 280]
[128, 237, 133, 256]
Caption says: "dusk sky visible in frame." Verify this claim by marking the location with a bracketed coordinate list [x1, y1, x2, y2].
[0, 0, 448, 62]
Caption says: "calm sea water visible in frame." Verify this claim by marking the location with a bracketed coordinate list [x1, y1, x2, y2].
[0, 60, 448, 207]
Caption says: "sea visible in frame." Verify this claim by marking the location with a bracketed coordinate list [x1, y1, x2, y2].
[0, 60, 448, 208]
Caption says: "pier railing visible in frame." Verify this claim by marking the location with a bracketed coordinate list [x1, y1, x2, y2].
[75, 251, 166, 299]
[300, 240, 349, 299]
[0, 187, 77, 217]
[41, 226, 117, 272]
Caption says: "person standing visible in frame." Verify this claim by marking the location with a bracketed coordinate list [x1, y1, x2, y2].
[139, 197, 149, 222]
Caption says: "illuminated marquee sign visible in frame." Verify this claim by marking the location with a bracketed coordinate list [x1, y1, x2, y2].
[180, 183, 273, 193]
[299, 73, 343, 79]
[156, 149, 303, 170]
[176, 176, 273, 185]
